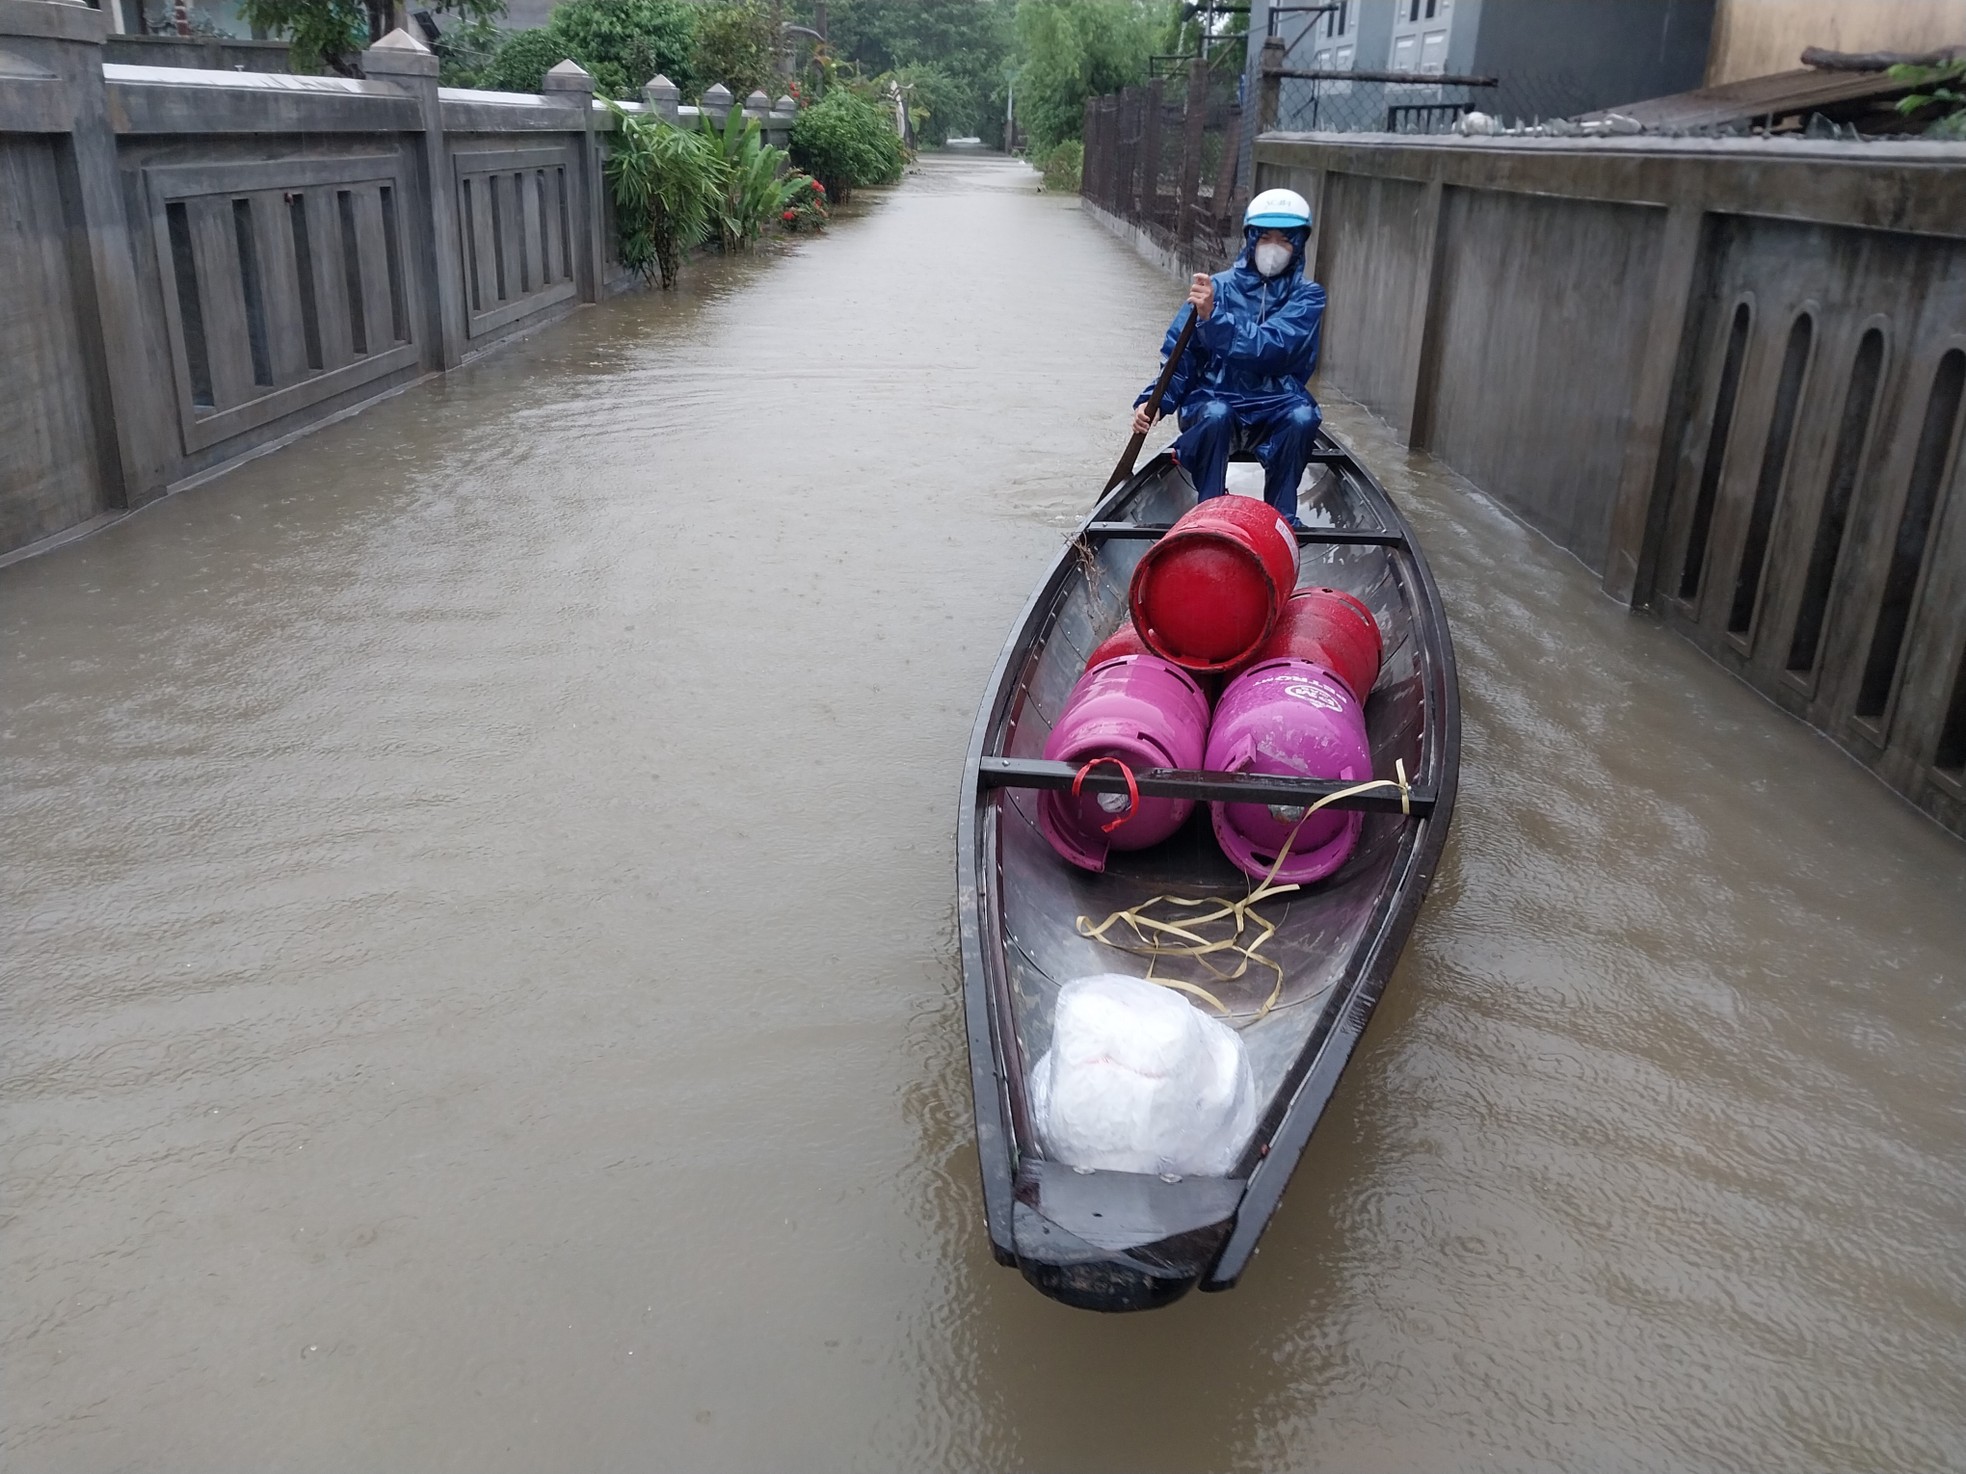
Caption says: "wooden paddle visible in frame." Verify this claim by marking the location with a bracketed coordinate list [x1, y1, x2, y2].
[1102, 305, 1199, 495]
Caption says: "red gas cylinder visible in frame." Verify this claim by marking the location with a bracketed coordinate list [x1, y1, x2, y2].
[1128, 497, 1301, 673]
[1243, 587, 1383, 701]
[1084, 618, 1152, 670]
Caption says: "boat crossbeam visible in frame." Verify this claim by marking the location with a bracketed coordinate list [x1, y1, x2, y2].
[1082, 522, 1407, 548]
[979, 756, 1434, 816]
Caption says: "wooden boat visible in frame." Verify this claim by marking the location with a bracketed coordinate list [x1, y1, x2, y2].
[956, 437, 1461, 1312]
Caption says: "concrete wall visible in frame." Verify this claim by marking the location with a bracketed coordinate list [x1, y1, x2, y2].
[0, 0, 793, 559]
[1256, 130, 1966, 838]
[103, 34, 291, 70]
[1706, 0, 1966, 85]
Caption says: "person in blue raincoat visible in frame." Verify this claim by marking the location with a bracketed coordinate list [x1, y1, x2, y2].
[1129, 188, 1325, 525]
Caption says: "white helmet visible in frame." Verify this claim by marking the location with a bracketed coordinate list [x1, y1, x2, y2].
[1245, 188, 1312, 231]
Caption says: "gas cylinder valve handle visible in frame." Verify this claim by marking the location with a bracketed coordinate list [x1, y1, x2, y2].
[1071, 757, 1140, 832]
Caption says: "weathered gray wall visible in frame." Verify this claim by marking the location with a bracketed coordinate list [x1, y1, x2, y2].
[102, 34, 291, 71]
[0, 0, 793, 560]
[1465, 0, 1716, 119]
[0, 135, 110, 550]
[1255, 130, 1966, 838]
[1423, 188, 1664, 566]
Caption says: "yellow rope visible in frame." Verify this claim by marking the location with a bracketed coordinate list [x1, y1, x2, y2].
[1074, 760, 1410, 1025]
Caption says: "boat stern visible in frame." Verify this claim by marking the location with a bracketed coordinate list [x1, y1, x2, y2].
[1011, 1160, 1243, 1313]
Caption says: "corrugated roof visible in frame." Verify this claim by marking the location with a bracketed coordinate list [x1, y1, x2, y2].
[1580, 68, 1916, 131]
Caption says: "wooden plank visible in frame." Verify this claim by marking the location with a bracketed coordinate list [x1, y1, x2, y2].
[978, 756, 1434, 816]
[188, 194, 253, 411]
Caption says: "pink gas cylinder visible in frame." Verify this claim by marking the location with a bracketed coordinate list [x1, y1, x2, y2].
[1204, 658, 1373, 885]
[1038, 654, 1211, 873]
[1128, 497, 1301, 673]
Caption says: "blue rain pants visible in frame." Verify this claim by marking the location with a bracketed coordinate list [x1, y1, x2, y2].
[1169, 397, 1322, 522]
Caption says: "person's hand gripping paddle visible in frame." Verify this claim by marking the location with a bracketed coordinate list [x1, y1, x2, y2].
[1102, 272, 1214, 496]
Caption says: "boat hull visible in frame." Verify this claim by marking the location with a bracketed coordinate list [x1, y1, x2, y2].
[958, 440, 1461, 1311]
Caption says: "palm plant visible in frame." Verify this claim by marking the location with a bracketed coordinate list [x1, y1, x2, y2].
[698, 107, 794, 251]
[605, 103, 724, 288]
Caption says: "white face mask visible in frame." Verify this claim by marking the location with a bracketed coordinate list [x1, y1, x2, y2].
[1254, 240, 1294, 278]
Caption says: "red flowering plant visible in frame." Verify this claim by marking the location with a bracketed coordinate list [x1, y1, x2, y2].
[777, 171, 828, 233]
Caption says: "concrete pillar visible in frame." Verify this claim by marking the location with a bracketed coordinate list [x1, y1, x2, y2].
[0, 0, 171, 508]
[701, 81, 732, 130]
[361, 27, 465, 370]
[543, 58, 603, 303]
[1601, 202, 1706, 607]
[768, 94, 796, 150]
[642, 72, 680, 124]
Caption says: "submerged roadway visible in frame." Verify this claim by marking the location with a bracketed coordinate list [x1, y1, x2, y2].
[4, 148, 1963, 1472]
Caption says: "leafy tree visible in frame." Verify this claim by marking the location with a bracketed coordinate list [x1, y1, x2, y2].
[538, 0, 698, 97]
[1010, 0, 1165, 151]
[797, 0, 1014, 142]
[240, 0, 504, 76]
[478, 24, 566, 91]
[691, 0, 778, 99]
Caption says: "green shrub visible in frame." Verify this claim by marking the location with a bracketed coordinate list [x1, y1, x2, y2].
[691, 0, 777, 100]
[605, 104, 724, 287]
[485, 0, 697, 98]
[789, 88, 906, 202]
[1039, 138, 1081, 192]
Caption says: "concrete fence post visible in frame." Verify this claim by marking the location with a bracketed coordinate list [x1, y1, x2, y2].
[700, 82, 733, 130]
[1, 0, 171, 510]
[361, 28, 465, 370]
[642, 72, 680, 125]
[769, 94, 796, 151]
[1258, 36, 1284, 135]
[543, 58, 603, 303]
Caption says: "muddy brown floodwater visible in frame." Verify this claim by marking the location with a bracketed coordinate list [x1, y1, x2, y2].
[4, 149, 1964, 1473]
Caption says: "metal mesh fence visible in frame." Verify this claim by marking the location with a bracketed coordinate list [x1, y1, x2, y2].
[1271, 67, 1660, 136]
[1079, 62, 1251, 278]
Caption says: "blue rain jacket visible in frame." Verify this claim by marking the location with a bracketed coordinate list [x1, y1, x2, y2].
[1135, 227, 1324, 420]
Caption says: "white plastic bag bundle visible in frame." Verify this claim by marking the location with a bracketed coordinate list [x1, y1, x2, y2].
[1029, 973, 1259, 1177]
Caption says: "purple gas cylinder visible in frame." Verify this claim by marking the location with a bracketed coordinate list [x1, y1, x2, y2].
[1204, 658, 1373, 885]
[1038, 654, 1211, 872]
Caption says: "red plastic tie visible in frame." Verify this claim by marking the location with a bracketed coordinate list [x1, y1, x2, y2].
[1072, 757, 1140, 832]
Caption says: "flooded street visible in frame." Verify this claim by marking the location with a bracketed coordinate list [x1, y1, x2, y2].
[4, 148, 1963, 1471]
